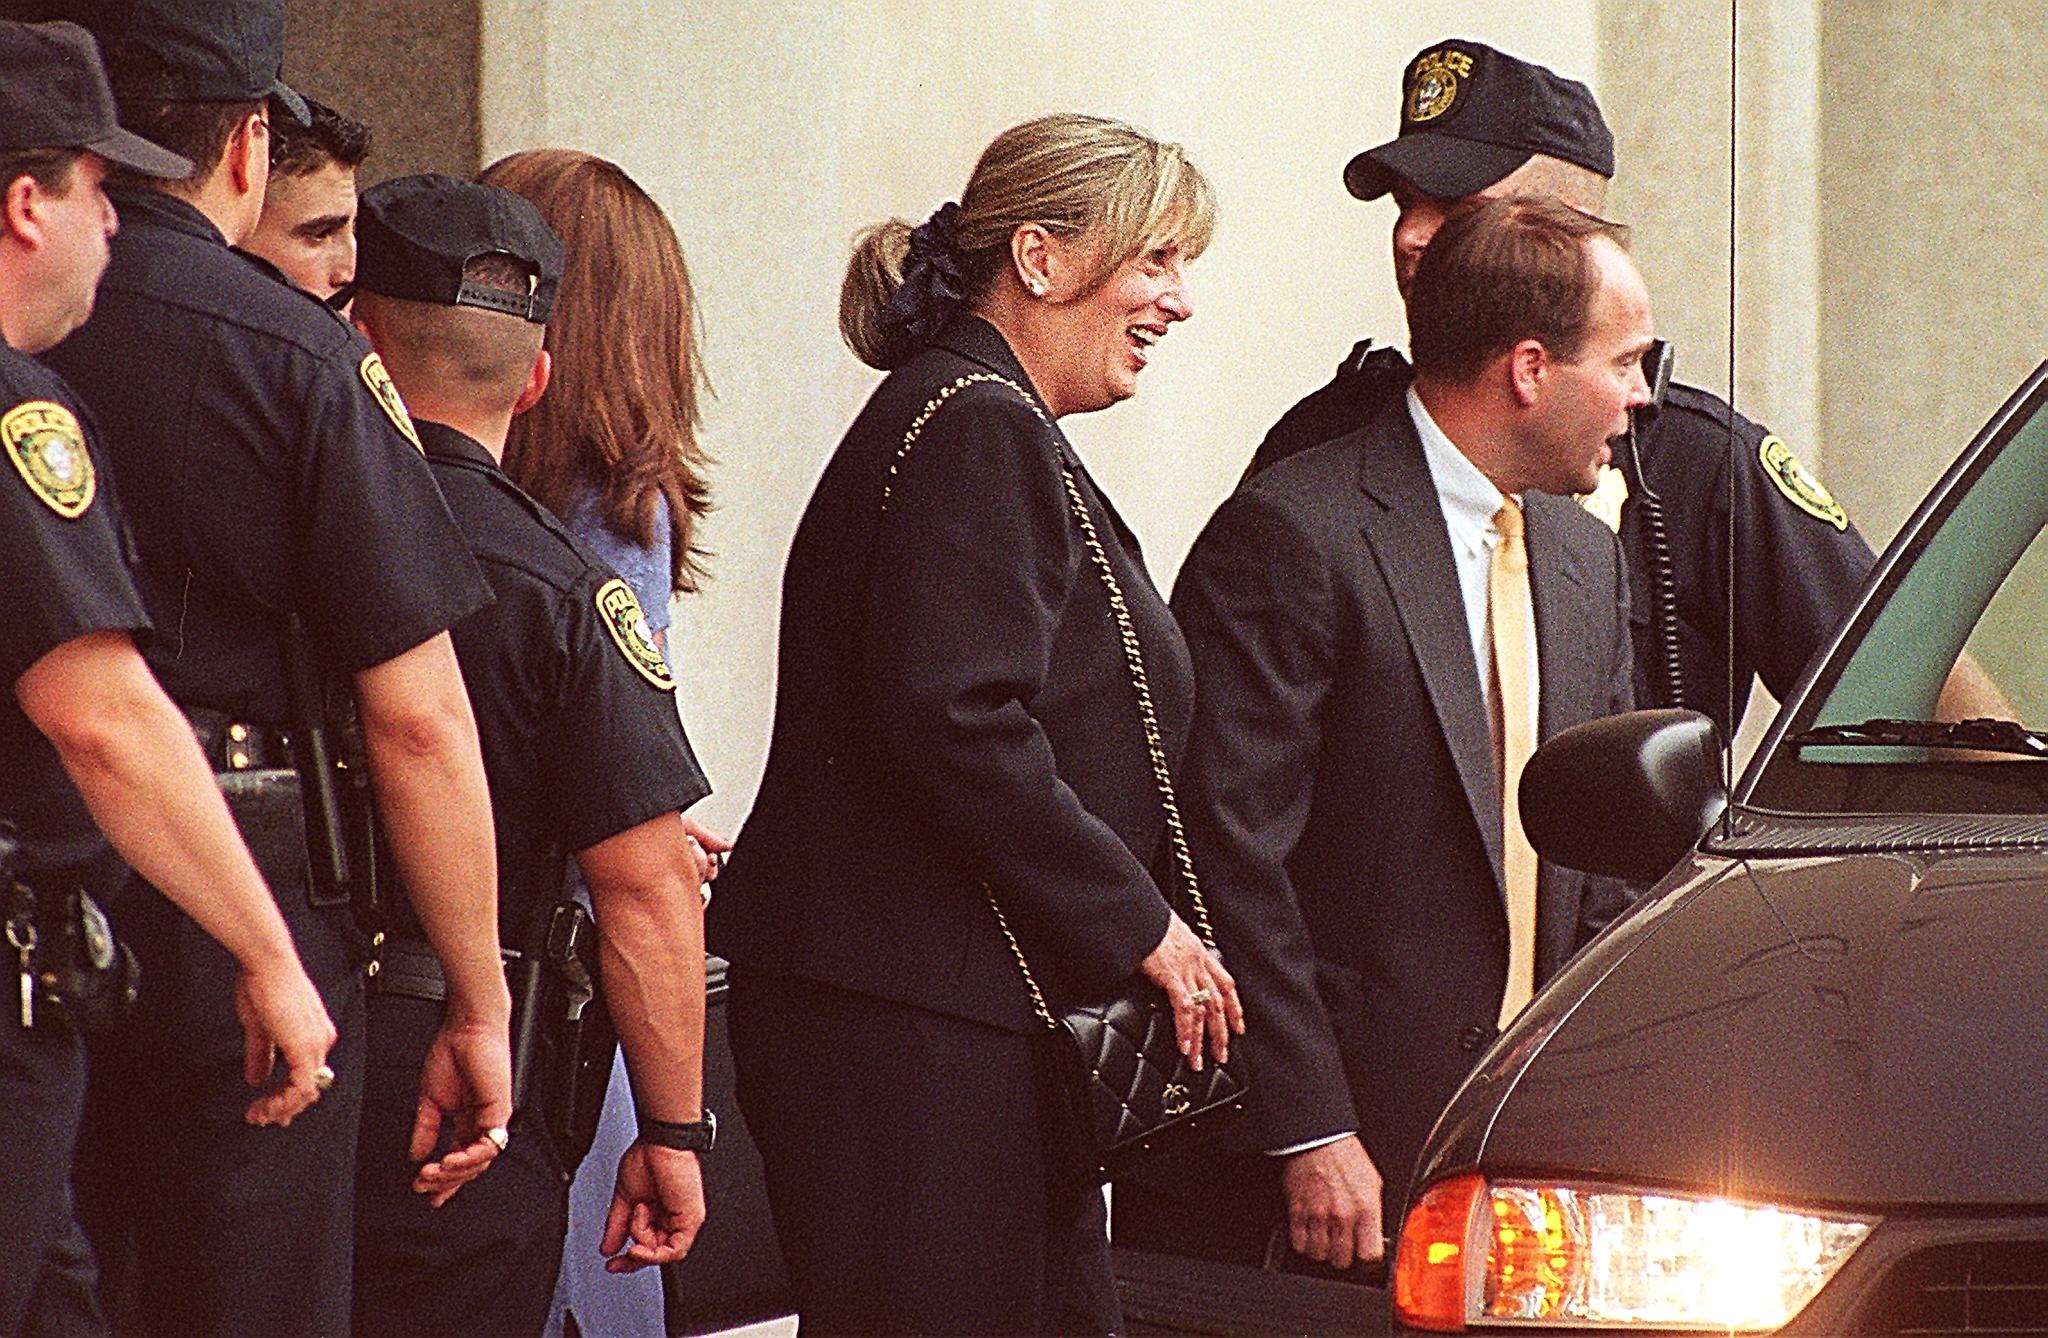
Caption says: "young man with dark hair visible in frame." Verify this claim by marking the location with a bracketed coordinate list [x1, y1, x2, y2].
[1168, 193, 1652, 1270]
[242, 95, 370, 301]
[0, 19, 337, 1335]
[40, 3, 512, 1333]
[347, 173, 714, 1336]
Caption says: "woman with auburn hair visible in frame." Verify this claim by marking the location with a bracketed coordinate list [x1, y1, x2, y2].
[481, 148, 712, 598]
[707, 112, 1242, 1333]
[479, 148, 726, 1338]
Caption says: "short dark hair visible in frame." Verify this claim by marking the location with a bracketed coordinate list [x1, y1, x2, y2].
[1408, 195, 1631, 384]
[106, 97, 263, 187]
[0, 148, 81, 200]
[271, 97, 371, 178]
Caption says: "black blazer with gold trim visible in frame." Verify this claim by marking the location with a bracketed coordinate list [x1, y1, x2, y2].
[710, 317, 1184, 1032]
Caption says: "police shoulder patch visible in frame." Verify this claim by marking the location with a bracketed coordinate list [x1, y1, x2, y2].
[595, 578, 675, 691]
[2, 400, 96, 519]
[1758, 436, 1847, 531]
[358, 352, 422, 451]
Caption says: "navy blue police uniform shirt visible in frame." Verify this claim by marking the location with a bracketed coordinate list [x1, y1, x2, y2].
[41, 188, 490, 725]
[0, 344, 152, 869]
[398, 420, 710, 943]
[1244, 343, 1876, 737]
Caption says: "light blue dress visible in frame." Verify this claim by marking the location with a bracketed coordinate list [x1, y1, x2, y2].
[546, 490, 675, 1338]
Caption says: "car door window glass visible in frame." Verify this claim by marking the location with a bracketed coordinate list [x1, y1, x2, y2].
[1751, 373, 2048, 814]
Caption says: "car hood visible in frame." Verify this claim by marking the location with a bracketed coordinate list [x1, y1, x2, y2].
[1469, 848, 2048, 1208]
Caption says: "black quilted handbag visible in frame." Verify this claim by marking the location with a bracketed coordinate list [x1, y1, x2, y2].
[884, 374, 1249, 1176]
[1050, 983, 1250, 1175]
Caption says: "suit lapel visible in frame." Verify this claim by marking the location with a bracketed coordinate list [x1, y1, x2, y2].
[1524, 492, 1599, 739]
[1524, 491, 1607, 945]
[1352, 404, 1505, 890]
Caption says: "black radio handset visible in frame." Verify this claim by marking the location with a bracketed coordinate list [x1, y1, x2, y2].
[1617, 339, 1685, 709]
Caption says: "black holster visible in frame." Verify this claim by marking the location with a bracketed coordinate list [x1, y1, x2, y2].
[371, 900, 617, 1179]
[532, 899, 618, 1177]
[2, 834, 140, 1034]
[186, 615, 379, 928]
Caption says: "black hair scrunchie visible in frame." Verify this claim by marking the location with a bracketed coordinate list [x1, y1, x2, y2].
[875, 202, 965, 365]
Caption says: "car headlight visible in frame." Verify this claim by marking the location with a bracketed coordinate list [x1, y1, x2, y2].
[1393, 1173, 1877, 1331]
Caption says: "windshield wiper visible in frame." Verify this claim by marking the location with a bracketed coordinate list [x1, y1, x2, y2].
[1787, 716, 2048, 757]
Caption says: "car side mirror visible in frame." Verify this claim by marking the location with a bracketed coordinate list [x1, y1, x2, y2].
[1519, 708, 1727, 883]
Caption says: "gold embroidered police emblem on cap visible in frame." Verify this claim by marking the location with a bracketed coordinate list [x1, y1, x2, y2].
[358, 352, 422, 451]
[3, 400, 96, 519]
[1407, 48, 1474, 123]
[596, 578, 675, 691]
[1759, 436, 1848, 531]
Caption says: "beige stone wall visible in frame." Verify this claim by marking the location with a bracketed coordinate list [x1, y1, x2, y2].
[475, 2, 1604, 830]
[1816, 0, 2048, 542]
[283, 0, 479, 185]
[1600, 0, 2048, 545]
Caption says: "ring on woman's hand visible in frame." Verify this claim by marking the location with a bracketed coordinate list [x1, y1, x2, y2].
[1188, 988, 1215, 1005]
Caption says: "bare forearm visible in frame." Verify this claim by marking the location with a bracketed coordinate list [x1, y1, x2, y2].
[18, 633, 297, 972]
[582, 815, 705, 1122]
[355, 635, 507, 1017]
[363, 728, 503, 1011]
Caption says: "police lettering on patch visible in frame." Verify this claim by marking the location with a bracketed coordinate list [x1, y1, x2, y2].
[595, 578, 675, 691]
[2, 399, 96, 519]
[1758, 436, 1848, 531]
[1407, 47, 1474, 123]
[358, 352, 422, 451]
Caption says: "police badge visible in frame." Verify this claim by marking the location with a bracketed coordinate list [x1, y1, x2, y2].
[358, 352, 423, 451]
[2, 400, 96, 519]
[1759, 436, 1849, 531]
[595, 578, 676, 690]
[1407, 47, 1474, 123]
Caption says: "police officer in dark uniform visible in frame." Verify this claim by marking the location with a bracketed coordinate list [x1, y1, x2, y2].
[0, 20, 340, 1335]
[1244, 38, 1879, 738]
[39, 4, 515, 1334]
[346, 175, 715, 1337]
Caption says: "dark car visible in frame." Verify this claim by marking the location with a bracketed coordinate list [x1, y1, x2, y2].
[1389, 361, 2048, 1335]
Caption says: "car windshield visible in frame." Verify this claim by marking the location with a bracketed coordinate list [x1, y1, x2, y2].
[1747, 362, 2048, 816]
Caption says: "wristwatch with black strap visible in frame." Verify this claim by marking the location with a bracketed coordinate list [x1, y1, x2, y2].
[637, 1107, 716, 1154]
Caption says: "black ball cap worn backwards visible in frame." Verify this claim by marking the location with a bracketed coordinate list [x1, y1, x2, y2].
[0, 20, 192, 177]
[1344, 39, 1614, 203]
[98, 0, 310, 126]
[355, 174, 564, 325]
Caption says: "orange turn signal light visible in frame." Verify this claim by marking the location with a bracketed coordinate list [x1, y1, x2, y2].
[1393, 1173, 1484, 1332]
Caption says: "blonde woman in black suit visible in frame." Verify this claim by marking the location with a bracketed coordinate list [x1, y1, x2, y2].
[709, 113, 1241, 1334]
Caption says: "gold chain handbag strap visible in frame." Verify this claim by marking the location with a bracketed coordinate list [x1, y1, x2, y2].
[879, 374, 1215, 1029]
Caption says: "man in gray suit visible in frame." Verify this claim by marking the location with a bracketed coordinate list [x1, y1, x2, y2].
[1170, 196, 1650, 1271]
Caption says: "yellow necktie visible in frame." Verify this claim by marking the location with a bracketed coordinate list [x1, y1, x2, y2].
[1491, 499, 1539, 1026]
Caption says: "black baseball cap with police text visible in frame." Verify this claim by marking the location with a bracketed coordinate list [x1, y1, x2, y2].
[0, 20, 192, 177]
[355, 174, 564, 324]
[94, 0, 311, 126]
[1344, 40, 1614, 202]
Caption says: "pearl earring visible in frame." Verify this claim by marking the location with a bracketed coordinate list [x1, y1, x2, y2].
[1027, 279, 1045, 297]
